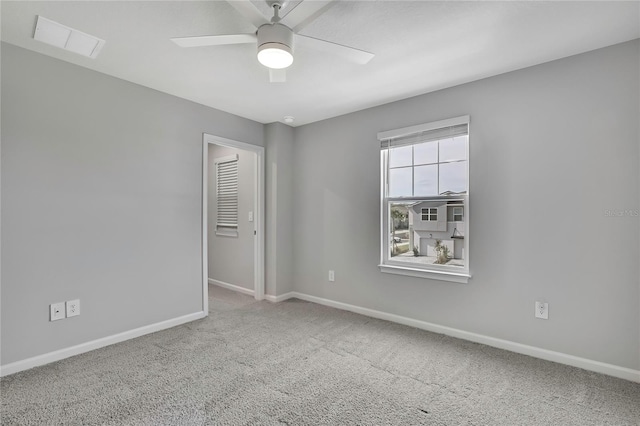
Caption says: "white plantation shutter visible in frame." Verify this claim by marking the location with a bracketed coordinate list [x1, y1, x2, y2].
[215, 155, 238, 232]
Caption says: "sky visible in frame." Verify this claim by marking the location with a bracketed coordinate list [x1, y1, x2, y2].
[388, 136, 467, 197]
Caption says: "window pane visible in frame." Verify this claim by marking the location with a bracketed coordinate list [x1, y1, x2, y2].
[439, 161, 467, 195]
[387, 198, 466, 269]
[389, 168, 412, 197]
[389, 145, 412, 168]
[439, 135, 467, 162]
[414, 141, 438, 165]
[389, 203, 410, 258]
[413, 165, 438, 196]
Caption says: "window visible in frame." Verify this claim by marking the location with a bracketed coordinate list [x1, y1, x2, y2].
[379, 116, 470, 283]
[453, 207, 463, 222]
[421, 208, 437, 221]
[215, 154, 239, 237]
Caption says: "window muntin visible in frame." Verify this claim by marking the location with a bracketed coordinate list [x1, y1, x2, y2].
[379, 116, 470, 281]
[421, 208, 437, 221]
[387, 135, 468, 198]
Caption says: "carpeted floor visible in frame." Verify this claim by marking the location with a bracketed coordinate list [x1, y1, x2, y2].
[1, 285, 639, 425]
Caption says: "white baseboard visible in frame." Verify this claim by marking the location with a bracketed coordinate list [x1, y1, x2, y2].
[264, 292, 295, 303]
[208, 278, 255, 296]
[4, 292, 637, 383]
[280, 292, 639, 383]
[0, 311, 207, 377]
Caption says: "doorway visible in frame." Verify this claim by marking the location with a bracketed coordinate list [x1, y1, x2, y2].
[202, 134, 265, 314]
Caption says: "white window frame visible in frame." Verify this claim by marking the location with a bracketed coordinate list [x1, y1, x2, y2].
[378, 115, 471, 284]
[214, 154, 239, 237]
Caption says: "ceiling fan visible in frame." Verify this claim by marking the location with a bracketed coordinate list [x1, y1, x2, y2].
[171, 0, 375, 83]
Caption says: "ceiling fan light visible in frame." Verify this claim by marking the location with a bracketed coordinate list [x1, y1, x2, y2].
[257, 23, 294, 69]
[257, 43, 293, 69]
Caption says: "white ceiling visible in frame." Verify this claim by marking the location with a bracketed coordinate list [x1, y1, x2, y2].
[2, 1, 639, 126]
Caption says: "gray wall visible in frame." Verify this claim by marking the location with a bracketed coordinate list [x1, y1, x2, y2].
[265, 123, 294, 296]
[2, 39, 638, 373]
[207, 145, 255, 290]
[1, 43, 263, 365]
[292, 40, 640, 370]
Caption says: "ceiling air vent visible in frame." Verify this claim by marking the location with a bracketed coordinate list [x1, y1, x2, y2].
[33, 16, 105, 59]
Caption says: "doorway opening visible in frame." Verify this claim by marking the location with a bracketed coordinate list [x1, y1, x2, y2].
[202, 134, 265, 314]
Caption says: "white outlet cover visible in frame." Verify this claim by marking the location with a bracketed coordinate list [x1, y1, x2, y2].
[50, 302, 65, 321]
[535, 301, 549, 320]
[66, 299, 80, 317]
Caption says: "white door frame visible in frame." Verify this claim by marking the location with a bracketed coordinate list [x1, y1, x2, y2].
[202, 133, 265, 313]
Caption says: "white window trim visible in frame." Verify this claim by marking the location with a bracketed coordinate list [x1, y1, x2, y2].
[378, 115, 470, 140]
[378, 264, 470, 284]
[214, 154, 239, 237]
[378, 115, 471, 283]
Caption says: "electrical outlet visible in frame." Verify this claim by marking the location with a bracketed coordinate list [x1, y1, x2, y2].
[66, 299, 80, 318]
[328, 270, 335, 282]
[50, 302, 65, 321]
[535, 301, 548, 320]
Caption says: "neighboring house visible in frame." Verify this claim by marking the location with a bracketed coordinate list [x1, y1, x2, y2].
[408, 201, 465, 260]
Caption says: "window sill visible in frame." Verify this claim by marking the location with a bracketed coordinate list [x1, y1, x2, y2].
[379, 264, 470, 284]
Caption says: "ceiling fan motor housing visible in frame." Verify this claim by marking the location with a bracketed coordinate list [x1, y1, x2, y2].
[257, 23, 294, 68]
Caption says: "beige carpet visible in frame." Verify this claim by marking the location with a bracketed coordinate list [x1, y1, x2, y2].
[1, 285, 639, 425]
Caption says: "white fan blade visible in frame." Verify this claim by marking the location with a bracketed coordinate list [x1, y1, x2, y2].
[280, 0, 336, 32]
[269, 68, 287, 83]
[227, 0, 269, 29]
[171, 34, 257, 48]
[295, 34, 374, 65]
